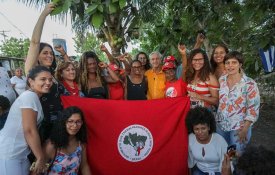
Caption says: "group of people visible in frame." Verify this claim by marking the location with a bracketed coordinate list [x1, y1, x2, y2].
[0, 2, 268, 175]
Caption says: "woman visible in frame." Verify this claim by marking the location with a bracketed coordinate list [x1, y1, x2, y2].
[136, 52, 150, 72]
[125, 60, 147, 100]
[185, 49, 219, 109]
[210, 44, 229, 80]
[186, 107, 228, 175]
[78, 51, 119, 99]
[25, 3, 68, 126]
[55, 62, 83, 97]
[162, 46, 188, 98]
[0, 66, 53, 175]
[216, 51, 260, 155]
[44, 106, 91, 174]
[10, 68, 27, 96]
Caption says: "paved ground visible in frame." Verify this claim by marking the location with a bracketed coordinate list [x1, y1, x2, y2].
[249, 105, 275, 150]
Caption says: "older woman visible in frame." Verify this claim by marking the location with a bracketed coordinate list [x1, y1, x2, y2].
[10, 68, 27, 96]
[55, 62, 83, 97]
[215, 51, 260, 155]
[185, 49, 219, 109]
[186, 107, 228, 175]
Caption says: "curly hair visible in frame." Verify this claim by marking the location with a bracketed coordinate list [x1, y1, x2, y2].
[186, 49, 212, 83]
[135, 52, 150, 71]
[78, 51, 105, 94]
[49, 106, 87, 149]
[55, 61, 76, 81]
[236, 145, 275, 175]
[185, 107, 216, 134]
[0, 95, 10, 111]
[210, 43, 229, 72]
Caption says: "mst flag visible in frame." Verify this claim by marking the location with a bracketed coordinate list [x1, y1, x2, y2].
[61, 96, 190, 175]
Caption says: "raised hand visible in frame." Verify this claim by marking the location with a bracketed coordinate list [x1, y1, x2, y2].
[42, 3, 55, 16]
[178, 44, 186, 55]
[98, 62, 108, 68]
[100, 44, 108, 52]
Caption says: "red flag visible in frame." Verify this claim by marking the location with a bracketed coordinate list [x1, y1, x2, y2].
[61, 96, 190, 175]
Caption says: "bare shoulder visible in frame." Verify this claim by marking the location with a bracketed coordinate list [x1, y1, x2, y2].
[208, 73, 219, 86]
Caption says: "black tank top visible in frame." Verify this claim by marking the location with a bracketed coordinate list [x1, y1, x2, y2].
[126, 75, 147, 100]
[86, 86, 107, 99]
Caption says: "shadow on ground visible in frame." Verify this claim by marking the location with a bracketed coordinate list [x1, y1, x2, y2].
[250, 105, 275, 150]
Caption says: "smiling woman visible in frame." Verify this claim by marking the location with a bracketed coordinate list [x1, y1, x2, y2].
[185, 49, 219, 110]
[216, 51, 260, 156]
[0, 66, 52, 175]
[43, 106, 91, 175]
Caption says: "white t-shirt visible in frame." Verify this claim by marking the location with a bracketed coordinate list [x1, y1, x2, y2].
[10, 76, 27, 95]
[188, 133, 228, 173]
[0, 67, 16, 103]
[0, 90, 43, 160]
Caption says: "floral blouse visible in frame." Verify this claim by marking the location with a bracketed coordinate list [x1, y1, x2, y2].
[216, 74, 260, 131]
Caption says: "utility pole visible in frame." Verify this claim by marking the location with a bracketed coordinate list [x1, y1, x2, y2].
[0, 30, 10, 40]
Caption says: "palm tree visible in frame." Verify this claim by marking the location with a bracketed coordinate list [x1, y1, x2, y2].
[18, 0, 167, 56]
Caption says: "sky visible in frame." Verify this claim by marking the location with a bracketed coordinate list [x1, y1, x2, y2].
[0, 0, 77, 55]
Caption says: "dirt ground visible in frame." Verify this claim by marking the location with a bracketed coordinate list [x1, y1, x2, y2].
[249, 105, 275, 150]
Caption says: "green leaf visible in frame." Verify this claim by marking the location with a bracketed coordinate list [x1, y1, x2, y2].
[63, 0, 73, 13]
[91, 13, 104, 28]
[52, 0, 60, 4]
[112, 0, 119, 2]
[86, 4, 98, 14]
[119, 0, 126, 9]
[109, 3, 117, 14]
[51, 6, 64, 16]
[98, 4, 104, 13]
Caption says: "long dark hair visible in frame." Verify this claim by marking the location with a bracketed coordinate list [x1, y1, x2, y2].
[186, 49, 211, 83]
[39, 42, 57, 74]
[27, 65, 51, 87]
[49, 106, 87, 148]
[210, 43, 229, 72]
[135, 52, 150, 70]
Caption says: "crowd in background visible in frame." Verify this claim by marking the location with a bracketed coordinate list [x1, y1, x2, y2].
[0, 3, 273, 175]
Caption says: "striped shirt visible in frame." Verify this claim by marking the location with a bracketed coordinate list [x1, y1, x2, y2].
[187, 81, 219, 108]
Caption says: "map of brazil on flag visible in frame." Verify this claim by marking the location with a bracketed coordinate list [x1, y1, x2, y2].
[61, 96, 190, 175]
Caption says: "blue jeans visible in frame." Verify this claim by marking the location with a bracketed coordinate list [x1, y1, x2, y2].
[216, 125, 252, 155]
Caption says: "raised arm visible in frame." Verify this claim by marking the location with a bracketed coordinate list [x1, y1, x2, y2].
[25, 3, 55, 74]
[98, 62, 120, 83]
[193, 33, 205, 49]
[100, 44, 115, 63]
[54, 45, 71, 62]
[178, 44, 187, 82]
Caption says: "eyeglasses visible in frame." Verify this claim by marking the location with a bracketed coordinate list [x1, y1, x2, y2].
[66, 120, 83, 126]
[192, 58, 204, 62]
